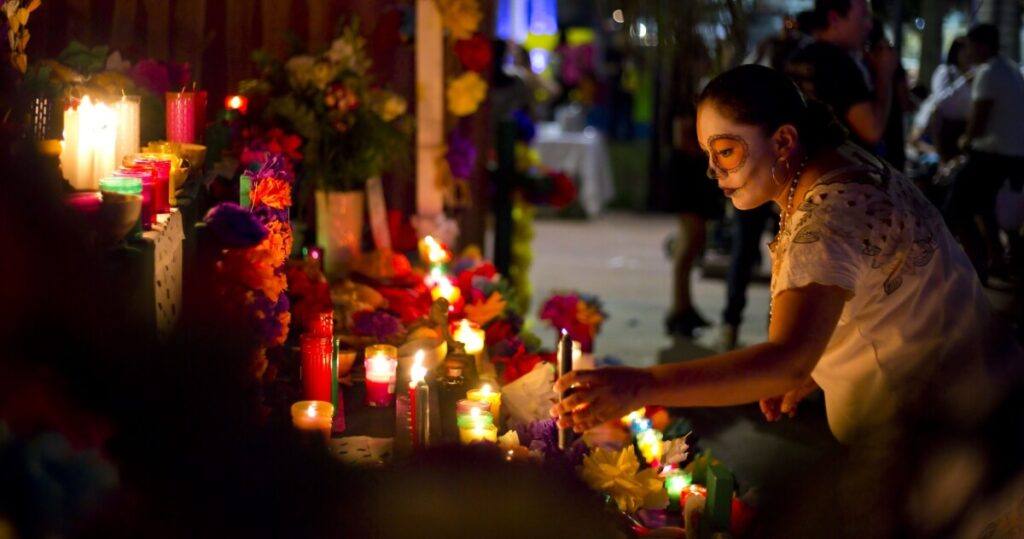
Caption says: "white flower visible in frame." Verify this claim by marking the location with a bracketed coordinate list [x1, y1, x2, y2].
[105, 51, 131, 73]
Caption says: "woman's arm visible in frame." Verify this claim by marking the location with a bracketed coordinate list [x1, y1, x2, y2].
[553, 283, 848, 431]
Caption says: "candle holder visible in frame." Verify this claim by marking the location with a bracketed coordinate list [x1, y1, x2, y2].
[291, 400, 334, 441]
[466, 384, 502, 419]
[455, 399, 491, 416]
[364, 344, 398, 407]
[29, 97, 62, 141]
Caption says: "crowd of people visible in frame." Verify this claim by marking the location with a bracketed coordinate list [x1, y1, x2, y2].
[666, 0, 1024, 347]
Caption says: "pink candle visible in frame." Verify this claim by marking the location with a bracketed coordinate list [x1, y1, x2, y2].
[166, 91, 198, 143]
[132, 159, 171, 213]
[301, 335, 333, 401]
[364, 345, 398, 407]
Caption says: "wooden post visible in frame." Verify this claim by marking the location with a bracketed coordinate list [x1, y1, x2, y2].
[415, 0, 446, 220]
[493, 120, 515, 276]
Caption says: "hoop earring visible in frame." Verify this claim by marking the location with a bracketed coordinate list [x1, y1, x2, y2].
[770, 158, 786, 186]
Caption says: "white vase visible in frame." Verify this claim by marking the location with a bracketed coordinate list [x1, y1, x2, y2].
[315, 189, 365, 278]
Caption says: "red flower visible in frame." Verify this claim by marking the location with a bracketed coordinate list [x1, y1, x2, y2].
[454, 34, 493, 72]
[484, 319, 515, 346]
[455, 262, 497, 300]
[250, 178, 292, 210]
[377, 286, 433, 323]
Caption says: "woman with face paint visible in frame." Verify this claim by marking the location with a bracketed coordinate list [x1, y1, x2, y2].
[552, 65, 1020, 444]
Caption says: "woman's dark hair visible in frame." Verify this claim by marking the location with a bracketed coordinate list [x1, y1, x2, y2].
[946, 37, 966, 66]
[696, 64, 847, 155]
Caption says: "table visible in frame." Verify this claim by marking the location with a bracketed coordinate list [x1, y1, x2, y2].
[532, 122, 616, 217]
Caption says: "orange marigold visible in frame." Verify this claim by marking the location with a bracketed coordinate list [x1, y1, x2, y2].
[250, 177, 292, 210]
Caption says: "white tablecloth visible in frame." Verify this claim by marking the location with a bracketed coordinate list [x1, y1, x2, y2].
[532, 123, 615, 217]
[143, 209, 183, 339]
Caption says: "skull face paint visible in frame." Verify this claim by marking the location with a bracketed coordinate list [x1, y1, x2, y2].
[706, 134, 749, 179]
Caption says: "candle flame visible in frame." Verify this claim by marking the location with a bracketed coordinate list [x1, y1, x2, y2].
[409, 350, 427, 385]
[481, 383, 492, 395]
[470, 407, 480, 418]
[306, 404, 317, 418]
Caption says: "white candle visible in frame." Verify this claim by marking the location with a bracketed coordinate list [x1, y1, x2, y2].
[60, 96, 119, 190]
[115, 95, 141, 166]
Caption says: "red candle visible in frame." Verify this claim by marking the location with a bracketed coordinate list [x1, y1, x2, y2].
[166, 91, 198, 143]
[132, 159, 171, 213]
[306, 310, 334, 338]
[301, 335, 333, 401]
[114, 168, 155, 227]
[364, 345, 397, 407]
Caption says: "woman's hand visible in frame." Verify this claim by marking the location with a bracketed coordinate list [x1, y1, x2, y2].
[758, 376, 819, 421]
[549, 367, 654, 433]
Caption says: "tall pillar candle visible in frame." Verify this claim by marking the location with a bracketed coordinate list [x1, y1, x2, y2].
[408, 351, 430, 451]
[166, 91, 198, 143]
[114, 95, 141, 166]
[301, 335, 333, 402]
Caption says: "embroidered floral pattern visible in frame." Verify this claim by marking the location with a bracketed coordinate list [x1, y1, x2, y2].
[773, 146, 942, 297]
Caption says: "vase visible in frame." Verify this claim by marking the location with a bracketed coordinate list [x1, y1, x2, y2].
[315, 189, 365, 278]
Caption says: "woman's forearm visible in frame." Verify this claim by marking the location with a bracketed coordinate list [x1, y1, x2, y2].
[637, 342, 811, 408]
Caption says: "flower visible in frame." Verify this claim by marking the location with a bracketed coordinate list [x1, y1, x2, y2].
[311, 60, 338, 90]
[464, 292, 506, 326]
[351, 310, 404, 341]
[284, 55, 316, 89]
[325, 82, 360, 114]
[368, 89, 407, 122]
[446, 128, 477, 180]
[258, 220, 293, 268]
[249, 177, 292, 210]
[203, 203, 268, 248]
[453, 33, 492, 72]
[129, 58, 190, 94]
[446, 71, 487, 117]
[546, 171, 577, 209]
[437, 0, 481, 40]
[326, 25, 370, 76]
[579, 446, 669, 514]
[484, 319, 517, 346]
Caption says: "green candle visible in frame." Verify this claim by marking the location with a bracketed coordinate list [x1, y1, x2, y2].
[456, 409, 494, 429]
[99, 176, 143, 195]
[239, 172, 252, 208]
[664, 470, 692, 507]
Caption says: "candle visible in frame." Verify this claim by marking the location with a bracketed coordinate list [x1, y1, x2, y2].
[456, 407, 494, 428]
[61, 96, 119, 191]
[418, 235, 451, 266]
[458, 407, 498, 444]
[364, 345, 398, 407]
[131, 158, 172, 213]
[466, 383, 501, 419]
[225, 94, 249, 114]
[637, 429, 664, 463]
[166, 91, 198, 143]
[307, 310, 334, 338]
[114, 95, 140, 166]
[452, 319, 485, 357]
[558, 339, 587, 370]
[679, 484, 707, 513]
[239, 172, 253, 208]
[455, 398, 491, 416]
[112, 168, 155, 228]
[290, 400, 334, 440]
[430, 276, 461, 304]
[409, 350, 430, 450]
[301, 335, 333, 401]
[664, 470, 693, 508]
[557, 329, 573, 449]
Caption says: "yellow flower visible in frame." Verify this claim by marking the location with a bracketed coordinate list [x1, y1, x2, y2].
[436, 0, 481, 40]
[579, 446, 668, 514]
[514, 142, 540, 171]
[446, 71, 487, 117]
[370, 90, 407, 121]
[465, 292, 506, 326]
[576, 302, 604, 332]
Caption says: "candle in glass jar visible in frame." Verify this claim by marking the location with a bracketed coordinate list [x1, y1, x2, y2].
[364, 345, 398, 407]
[291, 400, 334, 440]
[453, 319, 485, 357]
[466, 383, 501, 419]
[455, 398, 491, 417]
[418, 235, 451, 266]
[301, 335, 333, 402]
[166, 91, 198, 143]
[458, 407, 498, 444]
[408, 351, 430, 450]
[430, 276, 461, 304]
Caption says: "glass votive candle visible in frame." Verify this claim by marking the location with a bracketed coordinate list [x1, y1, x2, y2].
[301, 335, 333, 402]
[456, 411, 494, 429]
[113, 168, 155, 228]
[291, 400, 334, 441]
[456, 399, 491, 417]
[458, 422, 498, 445]
[337, 349, 358, 379]
[364, 344, 398, 407]
[466, 383, 502, 418]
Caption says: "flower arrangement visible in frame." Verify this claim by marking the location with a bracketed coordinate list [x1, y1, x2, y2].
[203, 155, 294, 369]
[539, 291, 607, 352]
[285, 259, 331, 333]
[238, 21, 411, 192]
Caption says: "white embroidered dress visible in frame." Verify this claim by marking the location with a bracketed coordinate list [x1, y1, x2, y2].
[770, 144, 1004, 442]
